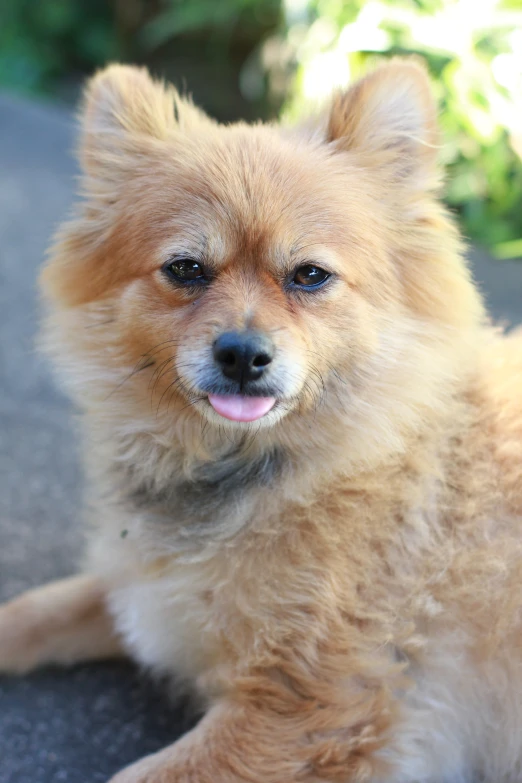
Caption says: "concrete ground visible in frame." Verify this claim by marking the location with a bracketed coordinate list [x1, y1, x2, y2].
[0, 92, 520, 783]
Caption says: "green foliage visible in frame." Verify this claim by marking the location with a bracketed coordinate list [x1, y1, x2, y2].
[0, 0, 520, 253]
[141, 0, 280, 49]
[274, 0, 522, 254]
[0, 0, 282, 119]
[0, 0, 122, 96]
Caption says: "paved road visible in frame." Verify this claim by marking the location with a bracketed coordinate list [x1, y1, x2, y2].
[0, 92, 520, 783]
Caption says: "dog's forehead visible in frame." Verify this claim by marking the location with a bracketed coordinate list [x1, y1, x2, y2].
[170, 126, 353, 252]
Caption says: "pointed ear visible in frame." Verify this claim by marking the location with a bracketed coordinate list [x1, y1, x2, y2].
[79, 64, 210, 179]
[83, 64, 178, 140]
[327, 59, 439, 190]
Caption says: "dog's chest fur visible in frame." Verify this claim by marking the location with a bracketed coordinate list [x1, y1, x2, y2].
[87, 440, 293, 679]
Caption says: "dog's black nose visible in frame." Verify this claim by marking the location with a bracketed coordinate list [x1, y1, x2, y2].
[213, 331, 274, 386]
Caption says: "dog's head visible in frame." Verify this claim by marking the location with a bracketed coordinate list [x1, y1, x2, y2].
[42, 62, 483, 465]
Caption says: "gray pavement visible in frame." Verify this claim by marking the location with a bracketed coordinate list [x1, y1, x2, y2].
[0, 92, 520, 783]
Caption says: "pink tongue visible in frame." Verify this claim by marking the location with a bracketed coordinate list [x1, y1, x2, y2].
[208, 394, 276, 422]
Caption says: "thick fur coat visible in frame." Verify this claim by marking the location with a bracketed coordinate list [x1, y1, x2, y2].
[0, 60, 521, 783]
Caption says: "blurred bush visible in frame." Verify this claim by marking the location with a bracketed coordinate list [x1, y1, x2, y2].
[0, 0, 282, 120]
[0, 0, 121, 98]
[267, 0, 522, 256]
[0, 0, 520, 255]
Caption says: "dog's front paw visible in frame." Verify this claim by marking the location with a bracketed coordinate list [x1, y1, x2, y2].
[0, 598, 37, 674]
[0, 576, 123, 674]
[107, 752, 192, 783]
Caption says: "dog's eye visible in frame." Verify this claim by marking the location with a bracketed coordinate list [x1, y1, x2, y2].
[292, 265, 331, 288]
[163, 258, 206, 283]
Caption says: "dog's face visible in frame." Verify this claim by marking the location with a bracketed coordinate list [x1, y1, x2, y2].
[81, 124, 404, 430]
[42, 62, 482, 455]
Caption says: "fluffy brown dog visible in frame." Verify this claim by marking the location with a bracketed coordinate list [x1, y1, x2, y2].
[0, 59, 521, 782]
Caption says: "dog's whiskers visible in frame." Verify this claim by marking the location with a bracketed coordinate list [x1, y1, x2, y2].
[105, 358, 156, 400]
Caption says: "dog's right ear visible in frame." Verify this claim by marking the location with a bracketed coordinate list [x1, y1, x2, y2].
[83, 64, 177, 141]
[80, 64, 209, 182]
[42, 67, 210, 307]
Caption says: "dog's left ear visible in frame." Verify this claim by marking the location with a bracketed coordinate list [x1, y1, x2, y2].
[327, 59, 439, 190]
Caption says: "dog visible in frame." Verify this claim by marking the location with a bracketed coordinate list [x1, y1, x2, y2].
[0, 59, 521, 782]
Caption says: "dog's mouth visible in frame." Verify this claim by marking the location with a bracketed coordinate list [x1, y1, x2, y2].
[207, 394, 276, 422]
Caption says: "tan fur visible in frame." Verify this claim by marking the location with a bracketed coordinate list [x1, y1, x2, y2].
[1, 60, 521, 782]
[0, 575, 123, 673]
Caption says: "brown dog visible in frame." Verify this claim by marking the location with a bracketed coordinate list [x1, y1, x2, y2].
[0, 60, 521, 782]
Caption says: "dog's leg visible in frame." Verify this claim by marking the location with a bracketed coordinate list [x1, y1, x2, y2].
[0, 574, 124, 673]
[107, 683, 392, 783]
[108, 700, 307, 783]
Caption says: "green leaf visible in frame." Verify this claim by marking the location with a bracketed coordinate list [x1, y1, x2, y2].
[493, 239, 522, 260]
